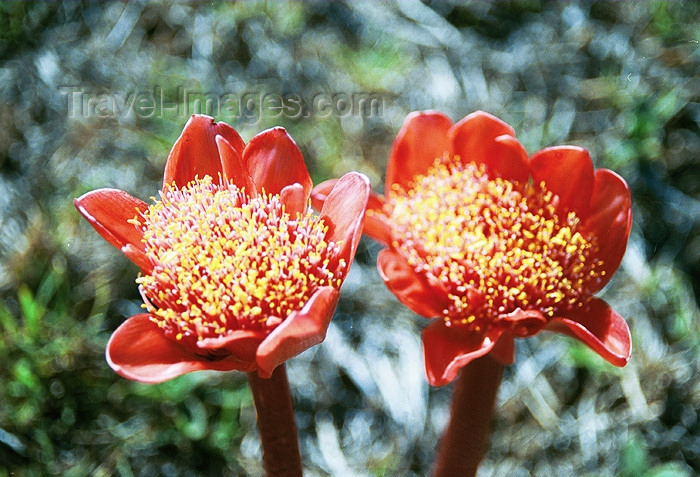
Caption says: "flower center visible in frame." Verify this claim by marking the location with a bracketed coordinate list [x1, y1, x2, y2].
[132, 176, 345, 345]
[387, 156, 604, 331]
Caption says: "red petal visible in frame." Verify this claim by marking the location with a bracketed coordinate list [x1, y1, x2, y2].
[314, 181, 392, 247]
[216, 135, 255, 193]
[496, 308, 547, 337]
[488, 134, 530, 183]
[363, 191, 393, 246]
[163, 115, 245, 188]
[310, 178, 338, 211]
[366, 188, 386, 213]
[280, 183, 307, 218]
[422, 320, 504, 386]
[529, 146, 595, 218]
[74, 188, 147, 253]
[106, 314, 250, 383]
[121, 244, 152, 275]
[319, 172, 371, 269]
[197, 329, 266, 363]
[449, 111, 516, 171]
[242, 127, 312, 198]
[546, 297, 631, 367]
[386, 111, 453, 191]
[376, 249, 450, 318]
[582, 169, 632, 292]
[256, 286, 339, 378]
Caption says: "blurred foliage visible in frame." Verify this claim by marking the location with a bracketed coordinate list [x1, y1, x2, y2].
[0, 1, 698, 475]
[620, 432, 689, 477]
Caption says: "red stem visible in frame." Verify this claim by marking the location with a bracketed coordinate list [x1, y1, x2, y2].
[247, 365, 302, 477]
[432, 355, 503, 477]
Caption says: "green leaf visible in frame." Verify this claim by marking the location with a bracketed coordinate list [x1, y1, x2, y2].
[18, 284, 43, 338]
[620, 432, 648, 477]
[0, 300, 18, 339]
[645, 463, 691, 477]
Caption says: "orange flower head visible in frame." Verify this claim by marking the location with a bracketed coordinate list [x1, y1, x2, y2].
[312, 110, 632, 386]
[134, 177, 346, 345]
[388, 157, 603, 333]
[75, 115, 370, 383]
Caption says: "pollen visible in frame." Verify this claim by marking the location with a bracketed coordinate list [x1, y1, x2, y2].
[388, 156, 604, 331]
[132, 176, 345, 346]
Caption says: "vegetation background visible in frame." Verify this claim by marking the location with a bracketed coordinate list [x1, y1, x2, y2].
[0, 1, 698, 476]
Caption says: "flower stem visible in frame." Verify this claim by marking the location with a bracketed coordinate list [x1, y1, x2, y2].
[247, 364, 302, 477]
[432, 355, 503, 477]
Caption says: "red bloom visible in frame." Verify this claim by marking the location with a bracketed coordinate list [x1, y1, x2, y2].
[75, 115, 369, 383]
[312, 111, 632, 386]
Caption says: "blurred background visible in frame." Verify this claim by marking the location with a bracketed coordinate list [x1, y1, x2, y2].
[0, 1, 698, 476]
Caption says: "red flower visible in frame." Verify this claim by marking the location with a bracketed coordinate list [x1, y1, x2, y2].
[75, 115, 369, 383]
[313, 111, 632, 386]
